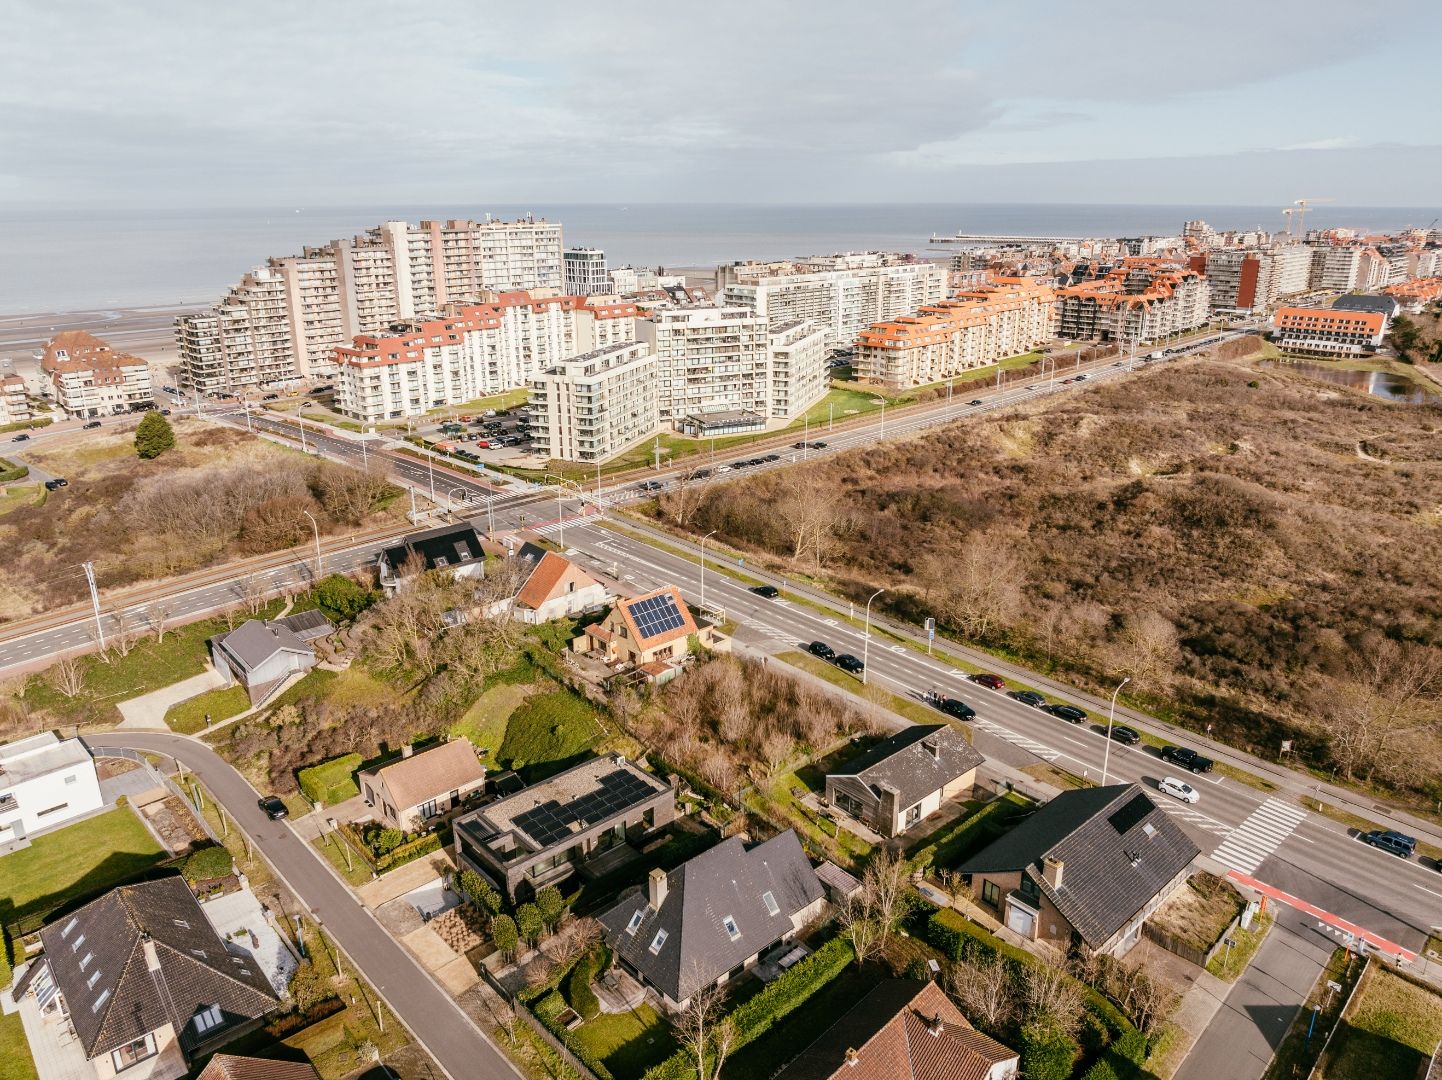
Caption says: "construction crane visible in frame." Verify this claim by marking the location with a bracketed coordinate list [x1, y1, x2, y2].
[1292, 197, 1335, 237]
[1281, 207, 1298, 236]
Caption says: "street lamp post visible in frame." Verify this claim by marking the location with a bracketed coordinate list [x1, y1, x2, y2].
[301, 510, 322, 580]
[699, 530, 716, 612]
[861, 587, 886, 685]
[1100, 676, 1131, 785]
[426, 448, 436, 502]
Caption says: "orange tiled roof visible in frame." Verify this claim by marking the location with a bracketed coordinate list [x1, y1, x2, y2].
[515, 551, 599, 611]
[41, 330, 147, 376]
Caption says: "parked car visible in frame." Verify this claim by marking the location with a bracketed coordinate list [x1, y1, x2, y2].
[636, 480, 664, 493]
[160, 409, 171, 415]
[43, 478, 68, 491]
[808, 641, 835, 660]
[84, 420, 105, 429]
[1157, 777, 1200, 804]
[1109, 725, 1141, 745]
[968, 673, 1006, 690]
[751, 584, 780, 599]
[939, 697, 976, 721]
[1042, 703, 1088, 723]
[1160, 746, 1214, 774]
[762, 454, 781, 463]
[11, 433, 29, 441]
[258, 796, 289, 819]
[968, 398, 983, 406]
[1360, 830, 1416, 858]
[1008, 690, 1046, 708]
[262, 393, 280, 400]
[812, 441, 829, 449]
[834, 653, 864, 674]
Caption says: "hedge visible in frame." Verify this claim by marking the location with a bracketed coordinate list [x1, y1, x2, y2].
[565, 944, 606, 1021]
[297, 753, 362, 805]
[182, 845, 234, 883]
[0, 458, 28, 483]
[1080, 1029, 1153, 1080]
[375, 832, 442, 873]
[0, 418, 52, 435]
[908, 793, 1032, 872]
[641, 936, 856, 1080]
[0, 927, 11, 990]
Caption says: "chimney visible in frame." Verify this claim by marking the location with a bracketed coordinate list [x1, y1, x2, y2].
[844, 1049, 860, 1067]
[401, 745, 414, 759]
[142, 937, 162, 974]
[927, 1014, 944, 1037]
[1042, 856, 1064, 890]
[648, 867, 668, 911]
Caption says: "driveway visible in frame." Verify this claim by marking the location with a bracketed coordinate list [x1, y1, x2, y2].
[87, 732, 521, 1080]
[1175, 907, 1334, 1080]
[116, 667, 226, 729]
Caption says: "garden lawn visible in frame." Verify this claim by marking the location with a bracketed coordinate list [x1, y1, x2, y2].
[0, 808, 166, 932]
[723, 965, 882, 1080]
[164, 684, 251, 734]
[572, 1005, 676, 1078]
[0, 484, 44, 519]
[1322, 966, 1442, 1080]
[450, 682, 534, 767]
[498, 687, 602, 781]
[1207, 911, 1274, 981]
[0, 1012, 38, 1080]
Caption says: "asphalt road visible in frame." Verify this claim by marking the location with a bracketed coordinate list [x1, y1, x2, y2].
[86, 731, 521, 1080]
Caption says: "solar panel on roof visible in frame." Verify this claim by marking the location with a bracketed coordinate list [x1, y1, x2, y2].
[630, 593, 686, 640]
[512, 770, 657, 847]
[1108, 793, 1153, 836]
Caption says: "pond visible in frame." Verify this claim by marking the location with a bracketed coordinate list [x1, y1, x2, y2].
[1260, 360, 1441, 405]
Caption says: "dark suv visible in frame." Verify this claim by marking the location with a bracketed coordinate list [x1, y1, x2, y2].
[1109, 725, 1141, 745]
[939, 697, 976, 721]
[1161, 746, 1214, 774]
[1042, 703, 1088, 723]
[808, 641, 835, 661]
[1008, 690, 1046, 708]
[834, 654, 864, 674]
[1361, 830, 1416, 858]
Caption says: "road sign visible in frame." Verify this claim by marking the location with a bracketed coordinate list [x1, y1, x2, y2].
[925, 617, 935, 655]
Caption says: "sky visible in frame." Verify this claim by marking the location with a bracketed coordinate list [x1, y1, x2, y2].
[4, 0, 1441, 208]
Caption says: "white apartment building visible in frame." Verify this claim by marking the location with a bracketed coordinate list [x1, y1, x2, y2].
[0, 732, 103, 846]
[529, 341, 659, 464]
[177, 215, 564, 392]
[333, 294, 636, 423]
[766, 320, 829, 419]
[564, 248, 614, 296]
[635, 306, 771, 424]
[720, 253, 947, 349]
[856, 278, 1056, 389]
[41, 331, 155, 417]
[1309, 246, 1363, 292]
[1, 374, 31, 424]
[1270, 245, 1313, 299]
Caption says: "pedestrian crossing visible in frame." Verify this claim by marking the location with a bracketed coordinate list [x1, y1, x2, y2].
[973, 717, 1061, 762]
[1209, 797, 1308, 874]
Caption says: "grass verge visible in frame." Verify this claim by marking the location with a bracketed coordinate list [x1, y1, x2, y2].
[1322, 964, 1442, 1078]
[0, 1012, 38, 1080]
[312, 833, 373, 888]
[1206, 910, 1274, 981]
[776, 649, 962, 730]
[164, 684, 251, 734]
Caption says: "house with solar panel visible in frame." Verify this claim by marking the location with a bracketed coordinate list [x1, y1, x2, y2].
[12, 876, 280, 1080]
[452, 753, 676, 901]
[573, 585, 725, 682]
[956, 783, 1199, 957]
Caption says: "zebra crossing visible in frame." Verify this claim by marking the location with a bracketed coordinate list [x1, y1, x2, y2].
[1209, 797, 1308, 874]
[973, 717, 1061, 762]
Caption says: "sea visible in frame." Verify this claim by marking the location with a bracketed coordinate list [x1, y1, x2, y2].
[2, 202, 1438, 317]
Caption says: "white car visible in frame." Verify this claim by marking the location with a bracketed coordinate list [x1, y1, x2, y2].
[1158, 776, 1199, 804]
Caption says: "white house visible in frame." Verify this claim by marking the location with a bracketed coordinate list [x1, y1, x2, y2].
[377, 523, 487, 596]
[0, 732, 104, 847]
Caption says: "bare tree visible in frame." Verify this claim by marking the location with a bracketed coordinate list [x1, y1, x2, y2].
[926, 530, 1023, 643]
[775, 477, 848, 574]
[1019, 961, 1085, 1038]
[50, 655, 87, 699]
[1118, 960, 1179, 1036]
[947, 954, 1015, 1033]
[840, 848, 911, 962]
[143, 601, 176, 642]
[674, 982, 737, 1080]
[108, 609, 137, 658]
[838, 892, 884, 962]
[235, 574, 269, 615]
[1320, 641, 1442, 783]
[1111, 610, 1181, 695]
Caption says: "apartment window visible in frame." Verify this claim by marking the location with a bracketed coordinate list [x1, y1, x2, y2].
[980, 879, 1001, 909]
[64, 774, 78, 786]
[761, 891, 780, 917]
[110, 1035, 157, 1072]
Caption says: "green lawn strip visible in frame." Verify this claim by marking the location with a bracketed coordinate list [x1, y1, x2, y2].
[421, 387, 530, 418]
[1322, 965, 1442, 1079]
[775, 649, 956, 730]
[1264, 950, 1363, 1079]
[1206, 910, 1274, 981]
[265, 668, 342, 711]
[498, 685, 604, 782]
[1296, 796, 1442, 863]
[0, 808, 167, 933]
[449, 682, 534, 768]
[724, 965, 882, 1080]
[1216, 761, 1280, 793]
[312, 834, 373, 888]
[1426, 933, 1442, 959]
[300, 412, 364, 433]
[571, 1005, 676, 1078]
[164, 684, 251, 734]
[298, 753, 363, 806]
[0, 1012, 38, 1080]
[1020, 761, 1093, 790]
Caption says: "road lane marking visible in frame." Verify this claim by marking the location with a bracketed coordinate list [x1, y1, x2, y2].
[1211, 798, 1308, 874]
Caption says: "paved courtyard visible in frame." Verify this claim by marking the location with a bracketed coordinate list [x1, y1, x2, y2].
[199, 886, 298, 993]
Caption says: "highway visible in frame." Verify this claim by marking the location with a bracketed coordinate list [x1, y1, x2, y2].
[85, 732, 521, 1080]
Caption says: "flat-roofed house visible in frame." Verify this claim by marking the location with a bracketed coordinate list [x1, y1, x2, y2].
[825, 725, 983, 838]
[357, 738, 487, 832]
[453, 753, 675, 901]
[598, 830, 825, 1012]
[0, 732, 104, 846]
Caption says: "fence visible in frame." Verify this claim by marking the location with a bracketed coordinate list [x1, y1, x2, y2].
[1143, 912, 1242, 970]
[1308, 956, 1370, 1079]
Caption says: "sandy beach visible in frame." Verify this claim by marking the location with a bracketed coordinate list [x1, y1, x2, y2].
[0, 304, 193, 383]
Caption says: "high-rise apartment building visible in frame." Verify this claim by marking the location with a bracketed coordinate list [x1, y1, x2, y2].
[1189, 251, 1270, 313]
[41, 331, 155, 418]
[0, 375, 31, 425]
[1270, 245, 1313, 299]
[635, 306, 772, 425]
[855, 278, 1056, 389]
[1057, 260, 1210, 341]
[332, 293, 635, 423]
[564, 249, 613, 296]
[1309, 246, 1363, 292]
[529, 342, 659, 464]
[765, 321, 829, 420]
[177, 216, 564, 393]
[719, 253, 947, 349]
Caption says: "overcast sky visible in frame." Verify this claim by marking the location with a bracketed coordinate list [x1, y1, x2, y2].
[5, 0, 1440, 208]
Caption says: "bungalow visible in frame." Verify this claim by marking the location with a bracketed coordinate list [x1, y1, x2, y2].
[825, 725, 983, 838]
[454, 753, 675, 901]
[357, 738, 488, 832]
[500, 542, 610, 624]
[598, 830, 825, 1012]
[209, 611, 334, 707]
[775, 979, 1018, 1080]
[14, 877, 280, 1080]
[573, 586, 724, 677]
[0, 732, 104, 847]
[957, 783, 1200, 957]
[378, 522, 486, 595]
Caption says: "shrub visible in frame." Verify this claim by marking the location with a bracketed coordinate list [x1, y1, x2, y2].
[182, 845, 234, 883]
[375, 832, 441, 873]
[1081, 1030, 1152, 1080]
[565, 945, 604, 1021]
[314, 574, 376, 622]
[287, 960, 332, 1012]
[729, 936, 854, 1043]
[458, 869, 502, 914]
[491, 914, 519, 959]
[0, 458, 29, 483]
[909, 794, 1032, 872]
[516, 902, 544, 945]
[363, 825, 405, 856]
[536, 884, 567, 930]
